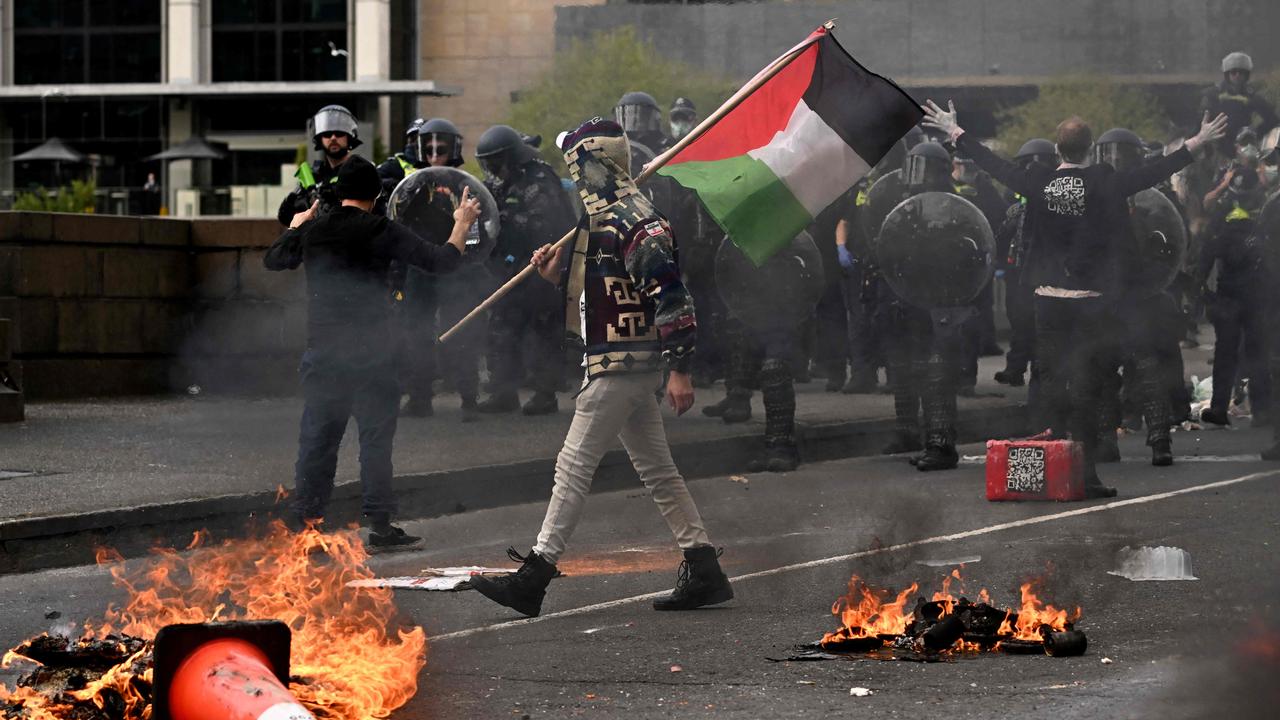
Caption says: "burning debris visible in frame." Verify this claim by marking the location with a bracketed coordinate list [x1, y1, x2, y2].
[783, 569, 1088, 662]
[1, 524, 425, 720]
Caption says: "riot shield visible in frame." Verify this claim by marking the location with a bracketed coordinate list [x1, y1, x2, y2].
[1256, 189, 1280, 280]
[1126, 188, 1187, 296]
[715, 231, 825, 332]
[387, 166, 500, 265]
[874, 191, 994, 308]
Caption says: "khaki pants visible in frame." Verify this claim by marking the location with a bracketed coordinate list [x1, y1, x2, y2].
[534, 372, 711, 564]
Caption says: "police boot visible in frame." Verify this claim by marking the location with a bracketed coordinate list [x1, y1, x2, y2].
[703, 390, 752, 424]
[469, 548, 557, 617]
[915, 432, 959, 472]
[1261, 442, 1280, 461]
[1200, 407, 1230, 426]
[522, 391, 558, 416]
[460, 395, 480, 423]
[401, 394, 433, 417]
[1151, 438, 1173, 467]
[993, 369, 1025, 387]
[842, 372, 877, 394]
[746, 439, 800, 473]
[881, 430, 923, 455]
[477, 391, 520, 413]
[1081, 445, 1118, 498]
[652, 546, 734, 611]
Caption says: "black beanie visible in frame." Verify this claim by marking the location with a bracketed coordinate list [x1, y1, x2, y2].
[336, 155, 382, 201]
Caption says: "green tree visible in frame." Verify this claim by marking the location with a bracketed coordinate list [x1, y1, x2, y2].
[996, 76, 1172, 153]
[506, 26, 736, 171]
[13, 179, 97, 213]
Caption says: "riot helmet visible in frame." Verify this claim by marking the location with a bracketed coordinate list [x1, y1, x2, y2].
[417, 117, 464, 168]
[905, 141, 953, 190]
[614, 91, 663, 138]
[475, 124, 537, 182]
[669, 96, 697, 141]
[1014, 138, 1057, 169]
[894, 126, 928, 174]
[311, 104, 361, 151]
[1093, 128, 1144, 172]
[405, 117, 425, 139]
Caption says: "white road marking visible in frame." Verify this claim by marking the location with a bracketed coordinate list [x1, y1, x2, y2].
[430, 469, 1279, 642]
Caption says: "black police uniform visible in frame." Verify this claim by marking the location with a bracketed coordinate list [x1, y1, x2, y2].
[1200, 82, 1279, 157]
[277, 159, 342, 227]
[264, 201, 462, 524]
[484, 158, 578, 405]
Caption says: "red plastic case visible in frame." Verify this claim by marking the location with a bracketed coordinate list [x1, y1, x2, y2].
[985, 439, 1085, 501]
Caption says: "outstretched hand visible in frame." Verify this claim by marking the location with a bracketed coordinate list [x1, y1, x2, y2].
[1185, 112, 1230, 153]
[921, 99, 962, 141]
[452, 186, 482, 226]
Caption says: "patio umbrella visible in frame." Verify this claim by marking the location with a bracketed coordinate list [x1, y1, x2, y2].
[10, 137, 85, 163]
[144, 137, 227, 161]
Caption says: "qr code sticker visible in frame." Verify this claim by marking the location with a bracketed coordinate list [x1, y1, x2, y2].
[1006, 446, 1046, 493]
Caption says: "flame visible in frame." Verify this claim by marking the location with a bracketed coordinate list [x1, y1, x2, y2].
[820, 576, 920, 645]
[997, 580, 1081, 641]
[1, 522, 426, 720]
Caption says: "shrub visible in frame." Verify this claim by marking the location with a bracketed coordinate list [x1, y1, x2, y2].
[996, 76, 1173, 153]
[13, 178, 97, 213]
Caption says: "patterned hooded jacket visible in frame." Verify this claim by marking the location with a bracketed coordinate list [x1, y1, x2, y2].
[558, 118, 696, 379]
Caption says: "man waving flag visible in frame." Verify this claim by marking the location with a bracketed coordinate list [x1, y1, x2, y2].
[658, 24, 923, 265]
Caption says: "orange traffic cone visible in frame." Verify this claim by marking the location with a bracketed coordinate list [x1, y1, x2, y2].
[153, 621, 315, 720]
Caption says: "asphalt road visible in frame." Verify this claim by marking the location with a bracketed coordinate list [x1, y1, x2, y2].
[2, 425, 1277, 719]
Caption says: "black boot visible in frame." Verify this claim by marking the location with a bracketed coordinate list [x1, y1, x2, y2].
[1200, 407, 1230, 426]
[652, 546, 734, 611]
[915, 443, 959, 472]
[401, 394, 433, 417]
[477, 392, 520, 413]
[703, 391, 752, 423]
[469, 548, 557, 617]
[1262, 442, 1280, 461]
[882, 430, 923, 455]
[366, 515, 423, 552]
[1083, 478, 1118, 499]
[746, 440, 799, 473]
[993, 369, 1025, 387]
[522, 391, 558, 416]
[1150, 438, 1173, 467]
[460, 395, 480, 423]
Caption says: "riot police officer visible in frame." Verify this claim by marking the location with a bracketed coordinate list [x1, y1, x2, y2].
[669, 96, 698, 142]
[377, 118, 428, 197]
[277, 105, 362, 227]
[1200, 52, 1278, 158]
[994, 138, 1056, 391]
[874, 140, 975, 470]
[1198, 126, 1272, 427]
[475, 124, 578, 415]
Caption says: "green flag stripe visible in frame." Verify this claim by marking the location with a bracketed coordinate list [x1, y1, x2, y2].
[661, 155, 811, 266]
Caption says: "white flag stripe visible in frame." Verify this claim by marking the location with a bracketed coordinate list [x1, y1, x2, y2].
[747, 99, 871, 217]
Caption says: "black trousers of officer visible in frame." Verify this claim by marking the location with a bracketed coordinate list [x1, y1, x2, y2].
[722, 319, 800, 448]
[813, 280, 850, 381]
[1207, 290, 1272, 418]
[434, 267, 489, 402]
[839, 265, 883, 386]
[1034, 296, 1122, 481]
[878, 303, 932, 439]
[487, 278, 564, 397]
[292, 344, 400, 522]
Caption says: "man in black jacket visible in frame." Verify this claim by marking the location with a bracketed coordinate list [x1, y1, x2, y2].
[264, 155, 481, 546]
[923, 100, 1227, 497]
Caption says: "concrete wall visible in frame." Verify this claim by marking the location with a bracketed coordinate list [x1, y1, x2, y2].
[0, 212, 302, 400]
[555, 0, 1280, 85]
[415, 0, 607, 151]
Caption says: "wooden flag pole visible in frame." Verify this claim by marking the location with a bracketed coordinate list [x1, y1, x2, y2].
[438, 20, 835, 344]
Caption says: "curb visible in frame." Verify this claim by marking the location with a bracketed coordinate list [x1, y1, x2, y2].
[0, 404, 1029, 574]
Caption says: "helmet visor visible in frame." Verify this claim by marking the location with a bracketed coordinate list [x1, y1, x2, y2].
[614, 104, 661, 136]
[417, 132, 458, 163]
[314, 108, 357, 138]
[1094, 143, 1140, 171]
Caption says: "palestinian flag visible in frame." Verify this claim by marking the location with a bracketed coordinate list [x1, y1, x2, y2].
[658, 26, 922, 265]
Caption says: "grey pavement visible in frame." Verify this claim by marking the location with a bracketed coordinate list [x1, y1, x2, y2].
[0, 356, 1028, 522]
[0, 427, 1276, 718]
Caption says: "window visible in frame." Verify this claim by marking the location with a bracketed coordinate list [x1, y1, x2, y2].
[212, 0, 348, 82]
[13, 0, 161, 84]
